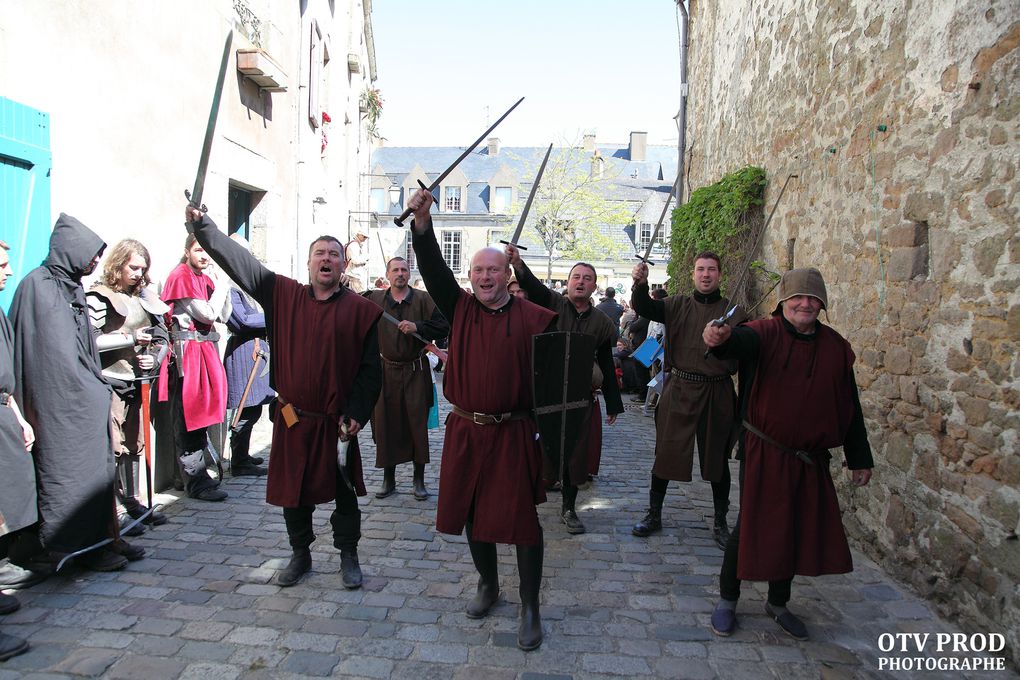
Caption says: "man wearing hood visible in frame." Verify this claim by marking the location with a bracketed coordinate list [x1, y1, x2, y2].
[8, 214, 130, 572]
[703, 267, 874, 641]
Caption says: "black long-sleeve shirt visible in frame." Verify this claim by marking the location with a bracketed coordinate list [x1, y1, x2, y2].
[189, 216, 381, 425]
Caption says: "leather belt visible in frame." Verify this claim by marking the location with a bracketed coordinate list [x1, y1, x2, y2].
[670, 368, 730, 383]
[171, 329, 220, 343]
[278, 397, 338, 422]
[451, 405, 530, 426]
[0, 391, 10, 407]
[383, 355, 426, 371]
[742, 420, 817, 466]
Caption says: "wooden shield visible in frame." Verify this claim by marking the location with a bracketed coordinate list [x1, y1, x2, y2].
[532, 331, 596, 484]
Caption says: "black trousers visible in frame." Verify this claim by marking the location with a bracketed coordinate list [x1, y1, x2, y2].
[718, 460, 792, 606]
[230, 405, 263, 464]
[649, 463, 730, 516]
[282, 465, 361, 552]
[169, 370, 218, 497]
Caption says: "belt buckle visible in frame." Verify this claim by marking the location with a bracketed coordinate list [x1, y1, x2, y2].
[472, 412, 487, 425]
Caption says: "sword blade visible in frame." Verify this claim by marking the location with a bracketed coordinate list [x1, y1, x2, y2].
[394, 97, 525, 226]
[501, 143, 553, 249]
[379, 309, 447, 362]
[187, 31, 233, 211]
[638, 172, 682, 264]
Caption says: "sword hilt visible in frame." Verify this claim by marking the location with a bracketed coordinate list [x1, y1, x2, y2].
[499, 240, 528, 251]
[184, 190, 208, 215]
[394, 180, 435, 228]
[635, 253, 655, 266]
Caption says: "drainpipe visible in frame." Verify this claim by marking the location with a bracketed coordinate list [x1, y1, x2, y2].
[675, 1, 689, 206]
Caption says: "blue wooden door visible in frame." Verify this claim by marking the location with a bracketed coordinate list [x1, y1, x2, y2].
[0, 97, 52, 312]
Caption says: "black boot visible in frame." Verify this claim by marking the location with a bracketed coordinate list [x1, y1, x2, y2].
[277, 547, 311, 587]
[561, 485, 586, 534]
[340, 549, 363, 589]
[0, 631, 29, 661]
[515, 538, 544, 651]
[412, 462, 429, 501]
[375, 466, 396, 498]
[713, 512, 731, 551]
[465, 524, 499, 618]
[331, 509, 363, 589]
[632, 490, 665, 537]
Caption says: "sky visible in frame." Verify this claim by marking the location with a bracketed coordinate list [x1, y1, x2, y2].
[370, 0, 684, 149]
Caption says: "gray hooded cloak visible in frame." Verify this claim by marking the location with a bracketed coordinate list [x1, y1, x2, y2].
[9, 213, 114, 554]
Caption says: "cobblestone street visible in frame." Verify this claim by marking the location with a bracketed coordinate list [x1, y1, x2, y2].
[0, 384, 1012, 679]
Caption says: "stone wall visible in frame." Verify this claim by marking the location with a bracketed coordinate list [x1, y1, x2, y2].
[685, 0, 1019, 661]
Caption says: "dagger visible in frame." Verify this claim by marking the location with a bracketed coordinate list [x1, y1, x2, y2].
[394, 97, 525, 227]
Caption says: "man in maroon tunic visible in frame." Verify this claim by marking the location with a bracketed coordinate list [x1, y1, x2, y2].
[505, 246, 623, 535]
[408, 188, 557, 651]
[364, 257, 449, 500]
[185, 206, 382, 590]
[703, 267, 874, 641]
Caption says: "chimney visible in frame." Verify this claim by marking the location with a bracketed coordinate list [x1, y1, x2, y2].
[487, 137, 500, 156]
[629, 131, 647, 162]
[583, 133, 596, 152]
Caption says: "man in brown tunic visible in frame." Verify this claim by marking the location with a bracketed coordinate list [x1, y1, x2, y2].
[408, 188, 557, 652]
[505, 246, 623, 534]
[187, 206, 382, 591]
[364, 256, 449, 500]
[630, 253, 742, 549]
[704, 267, 873, 640]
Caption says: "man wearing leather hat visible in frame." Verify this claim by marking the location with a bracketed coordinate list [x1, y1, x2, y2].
[703, 267, 874, 641]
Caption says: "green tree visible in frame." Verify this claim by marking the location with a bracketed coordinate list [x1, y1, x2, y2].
[513, 144, 634, 283]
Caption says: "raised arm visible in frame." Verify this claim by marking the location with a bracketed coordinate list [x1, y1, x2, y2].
[506, 245, 553, 308]
[187, 208, 275, 310]
[630, 262, 665, 323]
[408, 191, 461, 323]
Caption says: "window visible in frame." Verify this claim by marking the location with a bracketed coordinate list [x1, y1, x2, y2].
[405, 231, 417, 270]
[492, 186, 513, 213]
[639, 222, 665, 252]
[441, 231, 462, 272]
[228, 185, 253, 240]
[370, 188, 387, 213]
[444, 186, 462, 212]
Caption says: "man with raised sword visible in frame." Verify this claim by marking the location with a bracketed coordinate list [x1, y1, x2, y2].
[185, 205, 382, 590]
[505, 246, 622, 534]
[630, 252, 742, 549]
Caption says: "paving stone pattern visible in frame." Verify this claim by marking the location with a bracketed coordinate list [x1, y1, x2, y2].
[0, 382, 1013, 679]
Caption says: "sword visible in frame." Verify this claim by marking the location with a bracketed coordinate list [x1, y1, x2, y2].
[703, 305, 738, 359]
[394, 97, 525, 227]
[380, 310, 448, 363]
[726, 173, 798, 305]
[636, 173, 682, 265]
[499, 143, 553, 251]
[703, 279, 781, 358]
[185, 31, 233, 213]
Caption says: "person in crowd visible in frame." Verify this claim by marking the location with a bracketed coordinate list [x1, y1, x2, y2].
[630, 253, 742, 550]
[595, 286, 624, 328]
[345, 230, 369, 293]
[223, 234, 271, 478]
[365, 256, 449, 500]
[159, 234, 231, 502]
[409, 187, 555, 651]
[505, 246, 622, 534]
[0, 240, 37, 660]
[704, 267, 874, 641]
[10, 215, 131, 572]
[185, 205, 381, 590]
[87, 239, 170, 536]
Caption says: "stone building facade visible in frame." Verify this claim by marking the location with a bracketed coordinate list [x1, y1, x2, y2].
[684, 0, 1018, 660]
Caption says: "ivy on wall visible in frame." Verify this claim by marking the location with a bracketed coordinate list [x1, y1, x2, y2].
[667, 165, 767, 296]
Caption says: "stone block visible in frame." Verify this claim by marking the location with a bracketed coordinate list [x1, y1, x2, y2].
[887, 245, 929, 281]
[884, 221, 928, 248]
[903, 192, 944, 222]
[885, 431, 914, 472]
[885, 346, 912, 375]
[958, 396, 991, 425]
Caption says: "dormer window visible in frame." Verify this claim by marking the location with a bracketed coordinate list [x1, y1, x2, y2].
[445, 186, 462, 212]
[492, 187, 513, 213]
